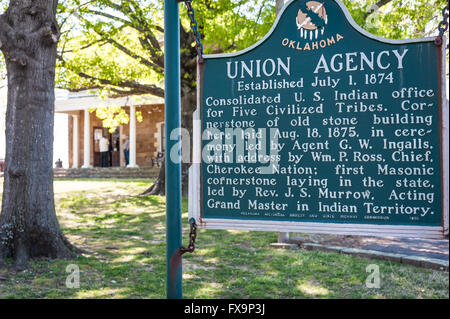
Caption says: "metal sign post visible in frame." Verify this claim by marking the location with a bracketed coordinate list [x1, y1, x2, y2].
[164, 0, 182, 299]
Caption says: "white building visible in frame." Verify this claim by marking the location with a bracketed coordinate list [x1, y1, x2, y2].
[0, 87, 164, 170]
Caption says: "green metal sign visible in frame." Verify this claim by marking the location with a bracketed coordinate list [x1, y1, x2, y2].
[190, 0, 448, 238]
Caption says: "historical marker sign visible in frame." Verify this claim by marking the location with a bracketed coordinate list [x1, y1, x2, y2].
[189, 0, 448, 238]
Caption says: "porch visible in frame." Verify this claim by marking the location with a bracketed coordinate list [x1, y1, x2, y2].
[55, 91, 165, 169]
[53, 167, 161, 179]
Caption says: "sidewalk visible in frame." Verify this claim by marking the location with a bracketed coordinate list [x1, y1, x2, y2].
[285, 234, 449, 271]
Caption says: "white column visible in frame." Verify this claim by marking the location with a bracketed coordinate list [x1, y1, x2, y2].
[81, 108, 92, 168]
[72, 115, 79, 168]
[119, 125, 124, 167]
[127, 105, 138, 168]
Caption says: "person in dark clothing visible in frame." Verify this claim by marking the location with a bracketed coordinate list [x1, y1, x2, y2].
[123, 135, 130, 166]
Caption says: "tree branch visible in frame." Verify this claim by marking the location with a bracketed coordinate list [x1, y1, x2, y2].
[76, 7, 165, 70]
[108, 87, 154, 97]
[114, 0, 165, 67]
[95, 29, 164, 73]
[85, 9, 132, 26]
[57, 54, 165, 98]
[363, 0, 394, 20]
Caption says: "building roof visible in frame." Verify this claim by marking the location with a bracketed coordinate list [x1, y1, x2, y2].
[55, 90, 164, 113]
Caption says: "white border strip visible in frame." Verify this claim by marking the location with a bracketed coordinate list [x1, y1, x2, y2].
[200, 219, 444, 239]
[440, 37, 449, 236]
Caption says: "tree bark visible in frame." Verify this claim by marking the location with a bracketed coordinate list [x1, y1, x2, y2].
[141, 159, 166, 196]
[0, 0, 77, 269]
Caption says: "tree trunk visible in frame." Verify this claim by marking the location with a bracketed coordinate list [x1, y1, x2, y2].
[144, 3, 285, 198]
[141, 115, 191, 198]
[0, 0, 77, 269]
[143, 26, 197, 197]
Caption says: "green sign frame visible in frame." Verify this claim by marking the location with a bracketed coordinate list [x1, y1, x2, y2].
[189, 0, 448, 239]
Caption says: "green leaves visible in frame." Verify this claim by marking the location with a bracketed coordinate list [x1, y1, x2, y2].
[342, 0, 448, 39]
[94, 105, 143, 132]
[58, 0, 447, 94]
[57, 0, 281, 97]
[189, 0, 277, 54]
[95, 106, 129, 132]
[53, 0, 448, 127]
[57, 0, 164, 94]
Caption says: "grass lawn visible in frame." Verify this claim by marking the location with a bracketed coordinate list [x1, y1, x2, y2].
[0, 178, 448, 299]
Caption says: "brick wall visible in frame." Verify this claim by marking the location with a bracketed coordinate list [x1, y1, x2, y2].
[67, 104, 165, 168]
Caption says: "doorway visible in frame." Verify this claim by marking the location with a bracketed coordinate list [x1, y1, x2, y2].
[93, 127, 121, 167]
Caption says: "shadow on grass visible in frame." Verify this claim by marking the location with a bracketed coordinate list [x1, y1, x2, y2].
[1, 181, 448, 299]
